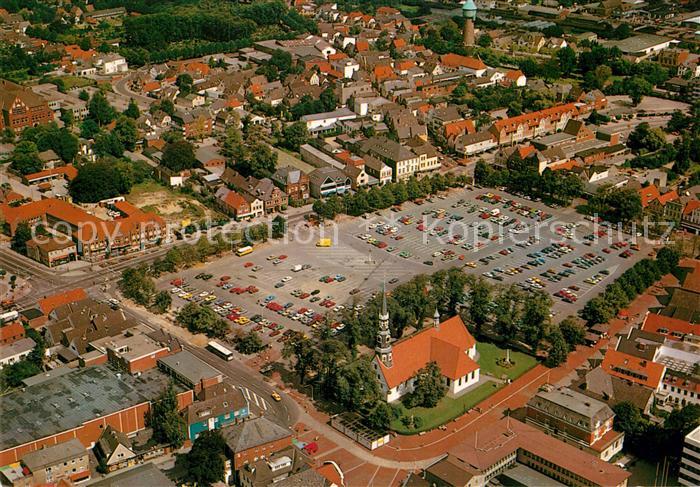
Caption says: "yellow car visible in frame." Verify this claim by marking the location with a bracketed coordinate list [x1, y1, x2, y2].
[205, 295, 216, 302]
[465, 261, 477, 268]
[236, 317, 250, 325]
[271, 391, 282, 402]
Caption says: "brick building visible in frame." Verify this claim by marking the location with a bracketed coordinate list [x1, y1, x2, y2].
[222, 417, 293, 470]
[0, 79, 53, 131]
[526, 386, 624, 460]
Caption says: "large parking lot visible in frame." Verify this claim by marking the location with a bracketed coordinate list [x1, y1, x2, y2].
[157, 187, 651, 350]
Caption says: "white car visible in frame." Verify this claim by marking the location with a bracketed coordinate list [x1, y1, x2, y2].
[199, 291, 209, 297]
[281, 276, 292, 283]
[170, 287, 181, 294]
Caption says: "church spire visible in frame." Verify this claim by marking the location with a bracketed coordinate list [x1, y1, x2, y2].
[376, 280, 393, 368]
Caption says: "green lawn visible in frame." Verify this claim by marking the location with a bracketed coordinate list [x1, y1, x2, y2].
[476, 341, 538, 380]
[390, 381, 501, 434]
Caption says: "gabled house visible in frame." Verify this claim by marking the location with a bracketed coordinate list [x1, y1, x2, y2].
[272, 166, 310, 202]
[94, 426, 136, 472]
[308, 166, 351, 197]
[187, 382, 248, 440]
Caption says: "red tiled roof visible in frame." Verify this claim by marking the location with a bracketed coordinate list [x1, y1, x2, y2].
[641, 312, 697, 340]
[142, 81, 160, 93]
[444, 119, 475, 139]
[0, 321, 24, 342]
[24, 165, 78, 183]
[356, 40, 370, 52]
[373, 65, 395, 81]
[517, 145, 537, 159]
[638, 185, 660, 208]
[505, 69, 525, 80]
[328, 53, 348, 61]
[601, 349, 665, 390]
[376, 315, 478, 389]
[393, 38, 407, 49]
[440, 53, 487, 71]
[549, 159, 578, 171]
[683, 200, 700, 215]
[656, 190, 679, 205]
[493, 103, 579, 134]
[449, 418, 630, 487]
[222, 190, 249, 212]
[38, 288, 87, 315]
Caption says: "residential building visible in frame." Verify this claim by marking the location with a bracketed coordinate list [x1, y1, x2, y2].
[0, 322, 24, 346]
[681, 201, 700, 234]
[0, 337, 35, 369]
[215, 187, 263, 220]
[222, 417, 293, 470]
[172, 108, 213, 139]
[272, 166, 310, 202]
[363, 155, 392, 185]
[489, 104, 579, 144]
[0, 199, 165, 263]
[222, 169, 288, 213]
[0, 79, 53, 131]
[359, 136, 419, 182]
[680, 425, 700, 487]
[102, 328, 172, 374]
[158, 350, 223, 394]
[309, 167, 352, 197]
[600, 348, 666, 392]
[93, 426, 137, 473]
[372, 294, 479, 403]
[20, 439, 90, 485]
[300, 107, 356, 133]
[526, 386, 624, 460]
[188, 381, 249, 440]
[95, 53, 128, 75]
[26, 237, 77, 268]
[238, 447, 318, 487]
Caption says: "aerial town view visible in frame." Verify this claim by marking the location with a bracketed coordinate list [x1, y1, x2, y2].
[1, 0, 700, 485]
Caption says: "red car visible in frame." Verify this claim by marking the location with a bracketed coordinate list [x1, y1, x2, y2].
[278, 255, 288, 260]
[270, 330, 281, 337]
[244, 262, 254, 268]
[220, 275, 231, 281]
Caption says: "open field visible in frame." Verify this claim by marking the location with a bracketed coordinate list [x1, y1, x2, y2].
[389, 381, 501, 434]
[126, 181, 223, 224]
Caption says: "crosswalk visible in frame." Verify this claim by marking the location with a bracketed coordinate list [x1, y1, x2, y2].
[239, 386, 269, 412]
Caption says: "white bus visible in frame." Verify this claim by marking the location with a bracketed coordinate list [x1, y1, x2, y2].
[207, 340, 234, 361]
[236, 245, 254, 257]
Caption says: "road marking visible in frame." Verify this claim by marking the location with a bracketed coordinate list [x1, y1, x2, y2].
[261, 399, 268, 411]
[252, 392, 261, 408]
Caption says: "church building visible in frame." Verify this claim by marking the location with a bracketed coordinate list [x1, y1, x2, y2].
[371, 287, 481, 403]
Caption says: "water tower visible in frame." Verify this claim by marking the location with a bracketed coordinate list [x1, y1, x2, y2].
[462, 0, 477, 47]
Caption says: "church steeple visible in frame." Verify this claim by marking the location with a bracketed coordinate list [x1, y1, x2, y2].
[376, 281, 393, 368]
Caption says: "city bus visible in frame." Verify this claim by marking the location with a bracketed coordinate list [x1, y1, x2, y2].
[207, 340, 234, 361]
[236, 246, 254, 257]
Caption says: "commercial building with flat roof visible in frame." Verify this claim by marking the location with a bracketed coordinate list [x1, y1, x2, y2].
[157, 350, 222, 393]
[0, 364, 191, 467]
[680, 425, 700, 486]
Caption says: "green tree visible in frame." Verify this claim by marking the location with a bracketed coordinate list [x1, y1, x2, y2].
[282, 332, 321, 384]
[9, 141, 42, 175]
[467, 277, 491, 335]
[233, 330, 265, 354]
[627, 123, 667, 154]
[161, 140, 196, 171]
[556, 47, 576, 77]
[272, 215, 286, 239]
[93, 132, 124, 158]
[113, 116, 139, 151]
[493, 284, 523, 342]
[281, 121, 308, 151]
[406, 361, 446, 408]
[80, 118, 100, 139]
[147, 383, 186, 447]
[118, 266, 156, 306]
[544, 327, 568, 367]
[176, 302, 227, 337]
[625, 76, 653, 106]
[88, 91, 115, 126]
[153, 290, 172, 314]
[176, 73, 194, 96]
[521, 291, 552, 348]
[182, 430, 226, 487]
[60, 108, 74, 127]
[69, 161, 131, 202]
[558, 316, 585, 351]
[366, 402, 393, 430]
[123, 98, 140, 119]
[11, 222, 32, 255]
